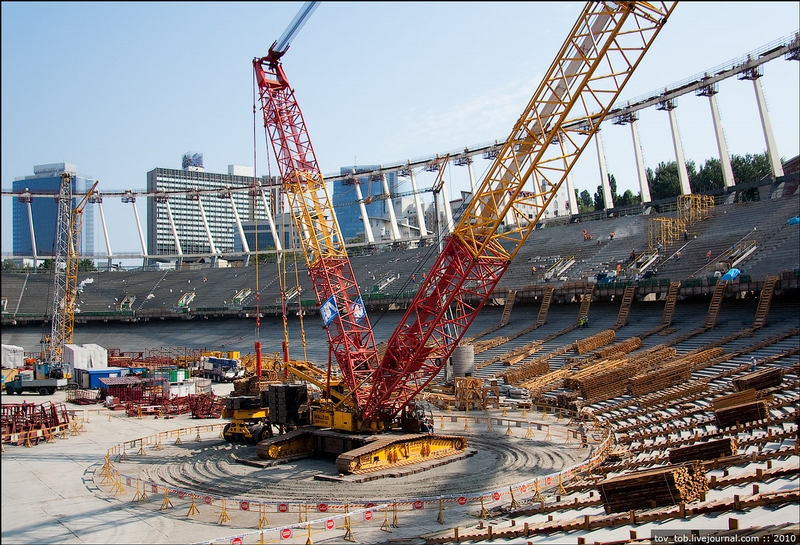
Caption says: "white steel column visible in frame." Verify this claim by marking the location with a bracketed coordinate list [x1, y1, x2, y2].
[752, 77, 784, 178]
[96, 197, 113, 269]
[24, 197, 38, 268]
[559, 137, 580, 215]
[259, 188, 282, 252]
[698, 84, 736, 189]
[162, 199, 183, 256]
[629, 119, 652, 202]
[194, 196, 217, 255]
[440, 165, 454, 234]
[380, 170, 401, 241]
[228, 193, 249, 254]
[663, 104, 692, 195]
[596, 131, 614, 210]
[466, 157, 477, 194]
[123, 191, 148, 263]
[408, 166, 428, 238]
[353, 181, 374, 244]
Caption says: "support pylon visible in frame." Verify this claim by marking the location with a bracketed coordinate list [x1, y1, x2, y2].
[440, 416, 445, 430]
[544, 426, 552, 442]
[218, 498, 231, 525]
[259, 504, 269, 529]
[501, 406, 507, 417]
[392, 502, 399, 528]
[305, 523, 313, 545]
[342, 505, 356, 543]
[486, 418, 494, 432]
[175, 429, 183, 445]
[116, 445, 129, 462]
[478, 496, 488, 519]
[107, 411, 112, 422]
[160, 487, 173, 510]
[380, 505, 393, 532]
[152, 435, 163, 451]
[113, 472, 126, 496]
[137, 439, 147, 455]
[505, 422, 513, 436]
[437, 498, 445, 524]
[195, 428, 202, 442]
[132, 479, 148, 502]
[521, 406, 527, 417]
[526, 423, 534, 439]
[541, 406, 548, 419]
[464, 418, 469, 431]
[509, 486, 520, 509]
[557, 473, 568, 496]
[564, 430, 573, 445]
[186, 494, 200, 516]
[532, 480, 544, 503]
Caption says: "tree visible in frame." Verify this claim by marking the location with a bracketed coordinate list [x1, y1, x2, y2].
[732, 152, 772, 202]
[78, 259, 96, 271]
[38, 259, 54, 271]
[575, 189, 593, 213]
[2, 260, 21, 272]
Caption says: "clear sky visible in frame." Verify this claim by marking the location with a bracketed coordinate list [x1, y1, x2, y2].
[2, 2, 798, 256]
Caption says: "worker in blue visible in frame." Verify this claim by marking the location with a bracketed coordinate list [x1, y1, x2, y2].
[751, 356, 758, 372]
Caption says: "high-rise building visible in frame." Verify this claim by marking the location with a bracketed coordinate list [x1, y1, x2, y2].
[332, 166, 399, 241]
[12, 163, 96, 258]
[146, 160, 279, 257]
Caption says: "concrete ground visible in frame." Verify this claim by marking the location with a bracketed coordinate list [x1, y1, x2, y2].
[1, 386, 592, 545]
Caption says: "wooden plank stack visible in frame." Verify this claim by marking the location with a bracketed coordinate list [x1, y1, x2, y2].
[592, 337, 643, 359]
[574, 330, 616, 355]
[712, 389, 758, 411]
[597, 462, 708, 514]
[668, 437, 738, 464]
[733, 368, 783, 391]
[715, 400, 769, 428]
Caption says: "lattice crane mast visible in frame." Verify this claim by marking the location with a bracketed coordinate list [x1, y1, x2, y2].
[363, 1, 677, 423]
[46, 173, 99, 375]
[253, 1, 381, 413]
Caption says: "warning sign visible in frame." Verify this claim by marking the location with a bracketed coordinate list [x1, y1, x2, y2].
[457, 496, 467, 506]
[318, 503, 328, 513]
[546, 476, 552, 485]
[204, 495, 212, 505]
[278, 503, 289, 513]
[364, 510, 373, 521]
[521, 484, 528, 493]
[492, 492, 500, 501]
[413, 500, 424, 510]
[240, 501, 249, 511]
[325, 519, 335, 530]
[281, 528, 292, 539]
[232, 538, 243, 545]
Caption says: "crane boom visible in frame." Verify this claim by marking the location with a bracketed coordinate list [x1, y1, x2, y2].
[363, 1, 677, 422]
[254, 3, 380, 411]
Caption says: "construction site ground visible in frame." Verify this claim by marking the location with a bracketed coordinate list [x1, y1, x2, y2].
[1, 385, 592, 545]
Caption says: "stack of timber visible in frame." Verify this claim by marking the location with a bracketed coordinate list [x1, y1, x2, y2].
[454, 377, 484, 410]
[715, 400, 769, 428]
[565, 357, 632, 402]
[712, 389, 759, 411]
[733, 368, 783, 391]
[668, 437, 738, 464]
[555, 391, 579, 409]
[574, 330, 616, 355]
[592, 337, 642, 360]
[499, 355, 553, 384]
[232, 376, 282, 397]
[597, 462, 708, 514]
[628, 348, 725, 397]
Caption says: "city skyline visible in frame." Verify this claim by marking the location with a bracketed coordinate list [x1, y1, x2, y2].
[2, 3, 799, 255]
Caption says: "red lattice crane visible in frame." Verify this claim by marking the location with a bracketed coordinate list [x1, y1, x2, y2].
[255, 2, 677, 430]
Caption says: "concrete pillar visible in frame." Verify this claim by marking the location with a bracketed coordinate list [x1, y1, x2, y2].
[663, 103, 692, 195]
[353, 180, 374, 244]
[163, 199, 183, 256]
[751, 77, 784, 178]
[228, 193, 249, 255]
[258, 188, 282, 253]
[408, 166, 428, 238]
[560, 137, 580, 215]
[596, 131, 615, 210]
[629, 119, 652, 203]
[706, 91, 736, 188]
[194, 196, 217, 256]
[96, 198, 114, 270]
[380, 169, 401, 241]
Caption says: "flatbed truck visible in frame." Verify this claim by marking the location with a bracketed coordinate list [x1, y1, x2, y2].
[5, 376, 68, 396]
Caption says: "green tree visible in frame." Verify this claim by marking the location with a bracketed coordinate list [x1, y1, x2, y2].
[732, 152, 772, 202]
[38, 259, 54, 271]
[78, 259, 96, 271]
[691, 157, 724, 193]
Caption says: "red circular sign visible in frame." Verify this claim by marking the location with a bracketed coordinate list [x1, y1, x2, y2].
[278, 503, 289, 513]
[204, 495, 212, 505]
[546, 476, 552, 485]
[281, 528, 292, 539]
[240, 501, 249, 511]
[365, 502, 375, 508]
[232, 538, 243, 545]
[413, 500, 424, 510]
[318, 503, 328, 513]
[457, 496, 467, 506]
[364, 510, 373, 521]
[152, 484, 158, 493]
[325, 519, 335, 530]
[521, 484, 528, 493]
[177, 491, 185, 499]
[492, 492, 500, 501]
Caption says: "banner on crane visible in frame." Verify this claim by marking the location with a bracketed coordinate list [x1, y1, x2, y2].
[349, 296, 366, 323]
[320, 296, 339, 326]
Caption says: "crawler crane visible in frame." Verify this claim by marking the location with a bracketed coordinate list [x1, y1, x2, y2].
[251, 1, 676, 474]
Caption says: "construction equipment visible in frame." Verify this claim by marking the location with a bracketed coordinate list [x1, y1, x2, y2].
[43, 173, 99, 380]
[249, 1, 675, 473]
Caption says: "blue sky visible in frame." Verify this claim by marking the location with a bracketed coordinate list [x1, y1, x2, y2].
[2, 2, 798, 255]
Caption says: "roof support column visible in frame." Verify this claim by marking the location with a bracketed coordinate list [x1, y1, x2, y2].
[353, 180, 374, 244]
[95, 197, 114, 270]
[658, 98, 692, 195]
[408, 166, 428, 239]
[740, 67, 784, 178]
[380, 169, 401, 241]
[595, 130, 615, 211]
[258, 186, 282, 253]
[122, 191, 148, 267]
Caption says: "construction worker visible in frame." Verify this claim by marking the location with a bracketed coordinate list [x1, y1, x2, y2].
[751, 356, 758, 372]
[577, 422, 588, 448]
